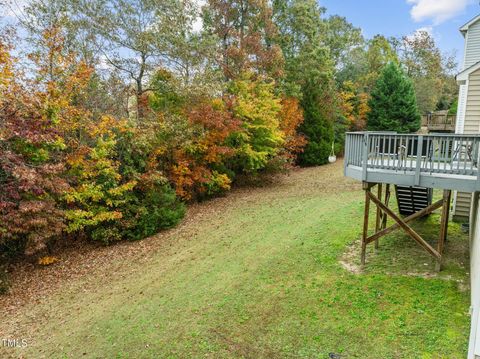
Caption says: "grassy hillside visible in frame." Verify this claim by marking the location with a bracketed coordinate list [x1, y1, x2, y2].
[0, 161, 470, 358]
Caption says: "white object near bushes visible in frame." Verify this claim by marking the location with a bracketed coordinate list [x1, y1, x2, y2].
[328, 142, 336, 163]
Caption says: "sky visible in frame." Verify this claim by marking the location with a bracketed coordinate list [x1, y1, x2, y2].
[320, 0, 479, 67]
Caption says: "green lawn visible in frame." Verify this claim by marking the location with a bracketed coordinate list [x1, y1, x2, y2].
[0, 162, 471, 358]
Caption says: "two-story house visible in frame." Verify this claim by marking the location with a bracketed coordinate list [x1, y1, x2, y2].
[455, 13, 480, 359]
[454, 15, 480, 221]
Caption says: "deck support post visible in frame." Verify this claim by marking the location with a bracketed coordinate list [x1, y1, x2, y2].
[375, 184, 383, 249]
[360, 183, 449, 271]
[361, 182, 372, 266]
[435, 189, 452, 271]
[382, 184, 390, 231]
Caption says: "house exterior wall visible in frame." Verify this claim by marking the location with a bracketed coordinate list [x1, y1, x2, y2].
[455, 192, 473, 220]
[453, 25, 480, 219]
[469, 193, 480, 358]
[465, 69, 480, 134]
[465, 20, 480, 69]
[459, 16, 480, 359]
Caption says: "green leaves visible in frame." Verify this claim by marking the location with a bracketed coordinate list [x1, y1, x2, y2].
[228, 74, 285, 173]
[367, 62, 421, 133]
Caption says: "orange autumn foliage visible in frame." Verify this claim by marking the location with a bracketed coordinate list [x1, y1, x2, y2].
[169, 101, 241, 200]
[29, 27, 93, 136]
[0, 39, 13, 91]
[339, 82, 370, 131]
[279, 98, 307, 161]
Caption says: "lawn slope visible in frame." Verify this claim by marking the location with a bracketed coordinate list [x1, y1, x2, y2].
[0, 161, 470, 358]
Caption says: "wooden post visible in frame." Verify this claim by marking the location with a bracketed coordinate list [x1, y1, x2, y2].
[360, 184, 451, 271]
[366, 198, 444, 245]
[368, 192, 441, 259]
[436, 189, 452, 271]
[361, 183, 371, 266]
[382, 184, 390, 231]
[375, 184, 383, 249]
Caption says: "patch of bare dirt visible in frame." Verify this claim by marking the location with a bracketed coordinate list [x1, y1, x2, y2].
[339, 240, 363, 274]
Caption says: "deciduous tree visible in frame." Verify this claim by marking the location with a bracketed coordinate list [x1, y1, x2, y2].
[204, 0, 284, 81]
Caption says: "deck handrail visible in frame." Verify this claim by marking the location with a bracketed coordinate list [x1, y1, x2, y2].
[344, 132, 480, 187]
[422, 113, 456, 127]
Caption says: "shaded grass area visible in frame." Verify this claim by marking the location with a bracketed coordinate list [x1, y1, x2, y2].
[343, 189, 470, 283]
[0, 163, 471, 358]
[357, 190, 470, 282]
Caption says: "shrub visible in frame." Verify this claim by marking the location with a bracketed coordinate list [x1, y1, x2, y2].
[0, 27, 306, 258]
[448, 98, 458, 116]
[0, 46, 68, 255]
[122, 185, 186, 240]
[64, 116, 138, 240]
[165, 101, 239, 201]
[64, 116, 186, 243]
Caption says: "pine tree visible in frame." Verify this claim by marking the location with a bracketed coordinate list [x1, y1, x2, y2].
[297, 78, 335, 166]
[272, 0, 336, 166]
[367, 62, 420, 133]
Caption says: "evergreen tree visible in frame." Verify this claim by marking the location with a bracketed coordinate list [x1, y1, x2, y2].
[297, 78, 335, 166]
[272, 0, 336, 165]
[367, 62, 420, 133]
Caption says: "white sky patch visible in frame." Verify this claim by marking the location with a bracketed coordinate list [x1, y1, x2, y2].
[192, 0, 206, 33]
[1, 0, 28, 18]
[98, 54, 114, 71]
[406, 26, 435, 42]
[416, 26, 433, 35]
[407, 0, 474, 25]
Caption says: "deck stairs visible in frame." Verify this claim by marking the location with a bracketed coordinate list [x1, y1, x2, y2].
[395, 185, 433, 216]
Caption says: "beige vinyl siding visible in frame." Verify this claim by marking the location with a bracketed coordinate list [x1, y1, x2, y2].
[454, 69, 480, 220]
[455, 192, 472, 220]
[464, 69, 480, 133]
[465, 20, 480, 69]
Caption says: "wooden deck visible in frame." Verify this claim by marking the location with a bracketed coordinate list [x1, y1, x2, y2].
[422, 113, 456, 133]
[344, 132, 480, 192]
[344, 132, 469, 270]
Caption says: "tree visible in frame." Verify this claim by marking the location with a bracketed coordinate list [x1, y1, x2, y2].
[227, 73, 285, 173]
[367, 62, 420, 133]
[204, 0, 284, 81]
[278, 98, 306, 161]
[339, 81, 369, 130]
[297, 77, 335, 165]
[396, 30, 457, 114]
[273, 0, 327, 97]
[0, 30, 69, 255]
[20, 0, 131, 120]
[20, 0, 101, 67]
[324, 15, 363, 70]
[272, 0, 336, 165]
[70, 0, 199, 122]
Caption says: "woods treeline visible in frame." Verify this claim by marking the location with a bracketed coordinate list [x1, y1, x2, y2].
[0, 0, 457, 265]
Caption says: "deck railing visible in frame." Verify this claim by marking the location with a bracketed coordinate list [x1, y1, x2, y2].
[345, 132, 480, 179]
[422, 114, 456, 131]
